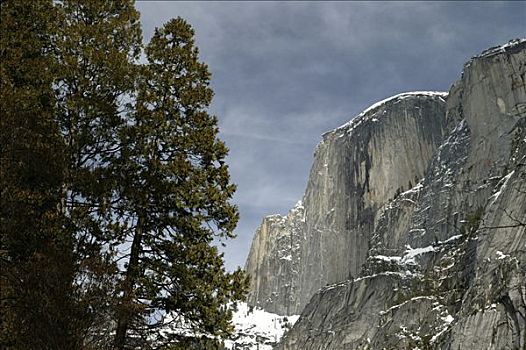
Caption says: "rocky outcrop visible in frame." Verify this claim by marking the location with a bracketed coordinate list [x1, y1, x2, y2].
[275, 39, 526, 349]
[245, 92, 449, 315]
[245, 201, 305, 315]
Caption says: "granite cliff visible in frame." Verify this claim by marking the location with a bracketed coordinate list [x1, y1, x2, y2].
[245, 91, 449, 316]
[244, 39, 526, 349]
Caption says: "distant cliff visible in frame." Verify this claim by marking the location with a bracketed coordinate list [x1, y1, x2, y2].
[245, 91, 448, 315]
[245, 39, 526, 349]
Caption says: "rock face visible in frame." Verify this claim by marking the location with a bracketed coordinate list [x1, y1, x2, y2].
[245, 39, 526, 349]
[246, 92, 449, 315]
[245, 201, 305, 315]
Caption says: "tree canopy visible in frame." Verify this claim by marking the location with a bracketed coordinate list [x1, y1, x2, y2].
[0, 1, 247, 349]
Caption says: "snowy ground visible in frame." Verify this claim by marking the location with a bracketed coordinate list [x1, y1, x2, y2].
[158, 302, 299, 349]
[224, 302, 300, 350]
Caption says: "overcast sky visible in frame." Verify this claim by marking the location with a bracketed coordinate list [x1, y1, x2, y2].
[136, 1, 525, 271]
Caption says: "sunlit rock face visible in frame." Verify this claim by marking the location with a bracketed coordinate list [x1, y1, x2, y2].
[246, 91, 448, 315]
[243, 39, 526, 349]
[274, 39, 526, 349]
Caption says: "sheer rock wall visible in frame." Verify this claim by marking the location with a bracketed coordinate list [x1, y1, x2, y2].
[276, 39, 526, 349]
[245, 92, 448, 315]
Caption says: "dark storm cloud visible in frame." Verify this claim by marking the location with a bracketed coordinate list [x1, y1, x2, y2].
[136, 1, 526, 270]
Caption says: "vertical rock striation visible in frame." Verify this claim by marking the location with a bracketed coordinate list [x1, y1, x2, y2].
[244, 201, 305, 315]
[245, 91, 448, 315]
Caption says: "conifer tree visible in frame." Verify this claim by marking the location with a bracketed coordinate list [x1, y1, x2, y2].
[0, 1, 79, 348]
[1, 2, 246, 348]
[52, 1, 142, 345]
[53, 0, 141, 257]
[1, 1, 143, 348]
[113, 18, 248, 349]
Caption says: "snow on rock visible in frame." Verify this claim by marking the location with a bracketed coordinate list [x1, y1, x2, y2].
[334, 91, 448, 132]
[430, 307, 454, 344]
[402, 245, 436, 264]
[372, 255, 402, 264]
[488, 170, 515, 206]
[496, 250, 510, 260]
[438, 234, 462, 245]
[400, 181, 424, 197]
[370, 243, 437, 267]
[224, 302, 300, 350]
[476, 38, 526, 59]
[379, 295, 437, 315]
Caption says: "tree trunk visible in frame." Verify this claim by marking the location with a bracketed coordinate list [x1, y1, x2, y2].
[114, 214, 144, 349]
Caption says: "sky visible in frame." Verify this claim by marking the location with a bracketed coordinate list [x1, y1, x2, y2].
[136, 1, 525, 271]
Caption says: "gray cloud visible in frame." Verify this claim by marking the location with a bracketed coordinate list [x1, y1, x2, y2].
[136, 1, 526, 270]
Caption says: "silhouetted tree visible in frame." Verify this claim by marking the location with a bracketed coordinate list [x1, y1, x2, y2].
[113, 18, 247, 349]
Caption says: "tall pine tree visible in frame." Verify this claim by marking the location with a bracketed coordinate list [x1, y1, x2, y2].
[52, 1, 142, 346]
[1, 2, 246, 348]
[113, 18, 247, 349]
[0, 1, 79, 348]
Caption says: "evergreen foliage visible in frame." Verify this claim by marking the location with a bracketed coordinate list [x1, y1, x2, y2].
[0, 1, 79, 348]
[52, 1, 143, 345]
[112, 17, 247, 350]
[0, 1, 247, 349]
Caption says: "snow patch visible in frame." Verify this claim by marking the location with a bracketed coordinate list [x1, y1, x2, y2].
[401, 245, 435, 265]
[400, 181, 424, 196]
[489, 170, 515, 206]
[438, 234, 462, 245]
[496, 251, 509, 260]
[320, 270, 423, 293]
[224, 302, 300, 350]
[372, 255, 402, 263]
[379, 295, 436, 315]
[371, 242, 439, 267]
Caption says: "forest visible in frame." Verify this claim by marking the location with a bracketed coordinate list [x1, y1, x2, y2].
[0, 1, 247, 349]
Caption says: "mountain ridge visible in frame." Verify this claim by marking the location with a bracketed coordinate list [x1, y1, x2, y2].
[244, 39, 526, 349]
[245, 90, 449, 316]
